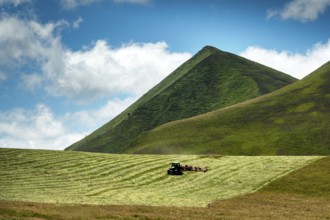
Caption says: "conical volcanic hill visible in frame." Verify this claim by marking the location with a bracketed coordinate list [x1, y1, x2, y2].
[128, 61, 330, 155]
[66, 46, 296, 153]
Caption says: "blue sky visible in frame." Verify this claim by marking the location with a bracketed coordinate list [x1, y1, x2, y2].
[1, 0, 330, 150]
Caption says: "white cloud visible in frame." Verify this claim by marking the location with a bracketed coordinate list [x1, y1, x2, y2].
[20, 73, 43, 90]
[0, 15, 191, 102]
[0, 98, 137, 150]
[0, 15, 70, 99]
[240, 39, 330, 79]
[0, 16, 191, 149]
[0, 15, 189, 149]
[0, 15, 191, 150]
[0, 16, 65, 70]
[72, 16, 83, 29]
[45, 40, 191, 100]
[64, 97, 136, 131]
[0, 104, 85, 150]
[267, 0, 330, 22]
[0, 0, 31, 6]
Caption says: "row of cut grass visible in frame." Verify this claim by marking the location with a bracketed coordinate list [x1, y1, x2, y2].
[0, 148, 322, 207]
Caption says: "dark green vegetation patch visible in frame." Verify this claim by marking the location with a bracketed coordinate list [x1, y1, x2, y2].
[67, 46, 296, 153]
[130, 61, 330, 155]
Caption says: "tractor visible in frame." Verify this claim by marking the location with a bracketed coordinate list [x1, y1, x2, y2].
[167, 162, 183, 175]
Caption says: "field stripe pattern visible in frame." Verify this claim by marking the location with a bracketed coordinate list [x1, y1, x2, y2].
[0, 148, 321, 207]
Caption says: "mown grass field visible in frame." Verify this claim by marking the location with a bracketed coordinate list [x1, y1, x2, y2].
[0, 148, 321, 208]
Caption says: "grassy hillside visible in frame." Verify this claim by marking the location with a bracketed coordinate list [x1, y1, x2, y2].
[261, 156, 330, 197]
[66, 46, 296, 153]
[0, 148, 320, 207]
[128, 61, 330, 155]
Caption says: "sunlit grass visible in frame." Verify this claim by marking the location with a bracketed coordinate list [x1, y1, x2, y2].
[130, 61, 330, 155]
[0, 148, 321, 207]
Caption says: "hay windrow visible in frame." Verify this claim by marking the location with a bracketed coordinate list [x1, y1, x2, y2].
[0, 148, 321, 207]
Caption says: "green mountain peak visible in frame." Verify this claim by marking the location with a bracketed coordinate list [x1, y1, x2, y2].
[66, 46, 297, 153]
[128, 60, 330, 155]
[201, 45, 222, 52]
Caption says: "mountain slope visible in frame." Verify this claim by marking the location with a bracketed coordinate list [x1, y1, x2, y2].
[66, 46, 296, 153]
[128, 61, 330, 155]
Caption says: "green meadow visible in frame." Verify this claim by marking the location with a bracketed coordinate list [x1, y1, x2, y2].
[128, 61, 330, 155]
[0, 148, 321, 207]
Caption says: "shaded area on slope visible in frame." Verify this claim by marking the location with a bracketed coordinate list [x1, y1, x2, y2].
[1, 157, 328, 220]
[129, 61, 330, 155]
[66, 46, 296, 153]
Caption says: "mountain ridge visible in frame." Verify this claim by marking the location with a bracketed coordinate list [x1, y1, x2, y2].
[127, 61, 330, 155]
[66, 46, 217, 152]
[66, 46, 296, 153]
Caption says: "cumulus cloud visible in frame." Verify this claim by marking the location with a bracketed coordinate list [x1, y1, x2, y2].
[64, 97, 136, 132]
[20, 73, 43, 90]
[0, 15, 65, 71]
[0, 15, 191, 101]
[267, 0, 330, 22]
[0, 104, 85, 150]
[0, 97, 137, 150]
[0, 15, 191, 149]
[240, 39, 330, 79]
[45, 40, 191, 100]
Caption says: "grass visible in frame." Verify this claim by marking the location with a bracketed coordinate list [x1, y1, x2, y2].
[261, 154, 330, 197]
[0, 148, 320, 208]
[1, 195, 329, 220]
[129, 61, 330, 155]
[0, 155, 328, 220]
[67, 46, 296, 153]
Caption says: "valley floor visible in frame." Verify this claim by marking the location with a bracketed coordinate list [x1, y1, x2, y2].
[1, 157, 329, 220]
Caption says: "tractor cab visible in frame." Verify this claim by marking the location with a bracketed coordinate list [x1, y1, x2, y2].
[167, 162, 183, 175]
